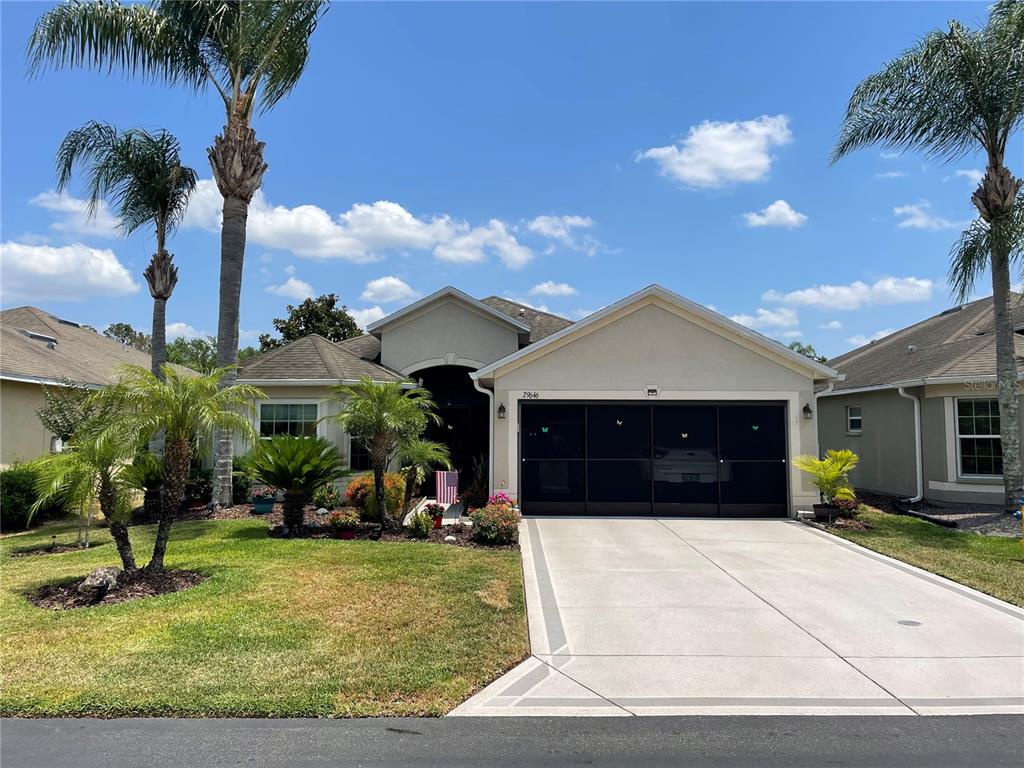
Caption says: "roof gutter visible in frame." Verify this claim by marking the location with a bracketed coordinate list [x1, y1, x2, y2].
[897, 386, 924, 503]
[0, 373, 103, 389]
[819, 373, 1024, 398]
[471, 376, 494, 494]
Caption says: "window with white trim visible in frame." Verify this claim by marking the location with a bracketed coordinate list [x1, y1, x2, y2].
[956, 398, 1002, 477]
[259, 403, 317, 437]
[349, 437, 372, 471]
[846, 405, 862, 434]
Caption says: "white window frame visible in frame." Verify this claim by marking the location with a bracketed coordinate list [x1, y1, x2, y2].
[345, 432, 373, 472]
[845, 405, 863, 435]
[955, 397, 1002, 479]
[255, 399, 323, 439]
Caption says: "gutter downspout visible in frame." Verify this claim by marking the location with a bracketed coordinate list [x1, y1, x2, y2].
[897, 386, 924, 503]
[471, 375, 494, 495]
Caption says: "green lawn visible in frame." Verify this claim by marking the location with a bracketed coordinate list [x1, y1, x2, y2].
[830, 507, 1024, 607]
[0, 518, 527, 717]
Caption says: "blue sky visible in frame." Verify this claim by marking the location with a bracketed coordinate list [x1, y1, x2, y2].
[1, 1, 1013, 358]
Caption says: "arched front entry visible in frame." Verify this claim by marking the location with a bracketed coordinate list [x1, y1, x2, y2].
[415, 365, 489, 492]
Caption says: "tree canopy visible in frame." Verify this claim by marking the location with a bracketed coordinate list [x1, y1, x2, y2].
[103, 322, 150, 352]
[259, 294, 362, 351]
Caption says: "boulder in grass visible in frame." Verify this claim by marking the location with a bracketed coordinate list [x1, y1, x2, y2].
[77, 566, 121, 601]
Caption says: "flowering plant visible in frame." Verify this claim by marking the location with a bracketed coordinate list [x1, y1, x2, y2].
[327, 508, 361, 531]
[488, 492, 516, 507]
[251, 485, 276, 501]
[424, 502, 446, 518]
[834, 497, 859, 516]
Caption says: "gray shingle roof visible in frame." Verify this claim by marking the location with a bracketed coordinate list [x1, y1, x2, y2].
[0, 306, 186, 386]
[238, 334, 403, 382]
[336, 334, 381, 362]
[829, 293, 1024, 392]
[478, 296, 575, 343]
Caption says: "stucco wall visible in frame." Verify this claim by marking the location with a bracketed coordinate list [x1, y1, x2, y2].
[487, 300, 821, 514]
[378, 298, 520, 375]
[1, 380, 53, 465]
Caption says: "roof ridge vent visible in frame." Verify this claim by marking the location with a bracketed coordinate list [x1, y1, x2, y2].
[907, 344, 917, 353]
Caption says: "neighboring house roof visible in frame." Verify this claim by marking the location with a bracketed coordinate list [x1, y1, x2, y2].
[0, 306, 177, 387]
[473, 284, 838, 380]
[237, 334, 404, 383]
[478, 296, 576, 343]
[825, 293, 1024, 394]
[336, 333, 381, 362]
[366, 286, 532, 335]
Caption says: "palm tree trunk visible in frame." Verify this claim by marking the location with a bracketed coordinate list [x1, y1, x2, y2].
[99, 483, 136, 573]
[151, 296, 167, 378]
[209, 122, 267, 507]
[403, 467, 417, 514]
[282, 491, 305, 535]
[990, 248, 1023, 511]
[147, 434, 191, 573]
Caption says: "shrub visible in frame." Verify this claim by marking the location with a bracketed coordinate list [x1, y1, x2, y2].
[834, 497, 860, 517]
[0, 464, 52, 531]
[326, 508, 360, 532]
[232, 454, 255, 505]
[405, 509, 433, 539]
[470, 501, 520, 545]
[184, 467, 213, 503]
[251, 485, 276, 501]
[424, 502, 445, 518]
[488, 492, 516, 507]
[313, 484, 342, 510]
[345, 472, 405, 521]
[461, 455, 488, 510]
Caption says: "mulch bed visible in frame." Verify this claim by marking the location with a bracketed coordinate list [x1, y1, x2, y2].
[9, 541, 110, 558]
[825, 516, 874, 532]
[27, 569, 206, 611]
[856, 490, 1019, 538]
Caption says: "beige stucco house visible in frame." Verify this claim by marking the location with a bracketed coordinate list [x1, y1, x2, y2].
[818, 293, 1024, 507]
[0, 306, 161, 465]
[238, 285, 836, 517]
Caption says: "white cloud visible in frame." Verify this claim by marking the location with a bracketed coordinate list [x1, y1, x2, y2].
[847, 329, 895, 346]
[637, 115, 792, 188]
[743, 200, 808, 228]
[526, 215, 605, 256]
[880, 151, 901, 160]
[184, 180, 535, 269]
[729, 307, 799, 329]
[894, 201, 968, 230]
[0, 241, 139, 301]
[818, 320, 843, 330]
[166, 322, 203, 340]
[361, 276, 417, 303]
[875, 171, 906, 179]
[763, 276, 933, 310]
[266, 276, 313, 301]
[30, 191, 121, 238]
[953, 169, 984, 185]
[530, 281, 577, 297]
[350, 306, 386, 330]
[777, 329, 803, 339]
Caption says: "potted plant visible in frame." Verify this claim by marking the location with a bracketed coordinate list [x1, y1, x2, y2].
[793, 449, 859, 522]
[327, 508, 360, 539]
[423, 502, 446, 529]
[251, 485, 276, 515]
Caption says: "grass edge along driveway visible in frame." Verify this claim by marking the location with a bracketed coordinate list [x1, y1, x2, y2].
[830, 507, 1024, 608]
[0, 518, 527, 717]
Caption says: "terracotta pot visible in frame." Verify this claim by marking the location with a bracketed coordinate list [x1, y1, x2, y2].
[813, 503, 838, 521]
[432, 516, 443, 530]
[336, 529, 356, 540]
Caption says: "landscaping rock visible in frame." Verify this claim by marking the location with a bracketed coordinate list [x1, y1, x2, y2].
[77, 566, 121, 601]
[315, 507, 329, 517]
[444, 535, 457, 543]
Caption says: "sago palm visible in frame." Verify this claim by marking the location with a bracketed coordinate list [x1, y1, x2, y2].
[31, 424, 142, 573]
[328, 377, 440, 530]
[250, 435, 347, 535]
[832, 0, 1024, 512]
[398, 438, 452, 514]
[29, 0, 329, 505]
[55, 122, 196, 378]
[102, 365, 262, 572]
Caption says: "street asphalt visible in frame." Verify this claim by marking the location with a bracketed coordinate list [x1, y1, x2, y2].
[3, 716, 1023, 767]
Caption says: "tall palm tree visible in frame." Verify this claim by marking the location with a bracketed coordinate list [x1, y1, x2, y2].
[29, 0, 329, 505]
[328, 378, 440, 531]
[56, 122, 196, 378]
[105, 365, 263, 572]
[398, 437, 451, 515]
[832, 0, 1024, 512]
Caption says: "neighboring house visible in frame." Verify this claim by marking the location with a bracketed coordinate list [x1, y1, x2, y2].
[237, 285, 835, 516]
[0, 306, 159, 465]
[818, 293, 1024, 506]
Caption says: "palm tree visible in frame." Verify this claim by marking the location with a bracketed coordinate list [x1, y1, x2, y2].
[250, 435, 347, 535]
[398, 438, 451, 514]
[29, 0, 329, 506]
[55, 122, 196, 378]
[31, 424, 142, 573]
[832, 0, 1024, 512]
[328, 377, 440, 531]
[105, 365, 263, 572]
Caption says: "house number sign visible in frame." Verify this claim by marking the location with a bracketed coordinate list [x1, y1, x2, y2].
[521, 391, 541, 399]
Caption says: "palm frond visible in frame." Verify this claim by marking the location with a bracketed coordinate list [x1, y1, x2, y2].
[949, 193, 1024, 302]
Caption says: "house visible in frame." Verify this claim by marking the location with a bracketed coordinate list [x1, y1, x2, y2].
[818, 294, 1024, 506]
[237, 285, 835, 516]
[0, 306, 160, 464]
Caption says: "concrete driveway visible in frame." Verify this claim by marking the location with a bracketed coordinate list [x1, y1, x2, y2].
[452, 518, 1024, 717]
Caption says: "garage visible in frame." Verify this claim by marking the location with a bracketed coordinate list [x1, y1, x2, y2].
[520, 401, 788, 517]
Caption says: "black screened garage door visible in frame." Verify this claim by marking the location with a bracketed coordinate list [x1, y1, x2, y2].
[520, 402, 788, 517]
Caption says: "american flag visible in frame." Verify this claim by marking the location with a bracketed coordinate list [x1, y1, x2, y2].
[436, 470, 459, 505]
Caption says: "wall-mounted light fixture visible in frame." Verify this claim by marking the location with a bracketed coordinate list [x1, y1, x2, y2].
[802, 403, 813, 420]
[498, 403, 506, 419]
